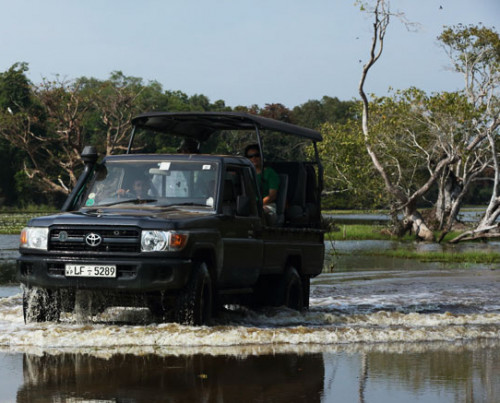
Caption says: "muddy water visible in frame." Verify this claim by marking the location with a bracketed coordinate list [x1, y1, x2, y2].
[0, 235, 499, 402]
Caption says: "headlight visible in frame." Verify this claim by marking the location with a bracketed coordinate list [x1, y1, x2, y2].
[141, 231, 189, 252]
[20, 227, 49, 250]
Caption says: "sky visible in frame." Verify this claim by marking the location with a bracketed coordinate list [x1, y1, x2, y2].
[1, 0, 499, 108]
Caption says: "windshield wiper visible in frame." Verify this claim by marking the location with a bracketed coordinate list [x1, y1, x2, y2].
[163, 202, 209, 207]
[98, 198, 158, 207]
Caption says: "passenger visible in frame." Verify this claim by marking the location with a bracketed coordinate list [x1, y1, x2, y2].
[177, 138, 200, 154]
[245, 144, 280, 215]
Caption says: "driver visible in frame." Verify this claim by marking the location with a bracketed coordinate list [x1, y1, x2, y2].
[117, 178, 149, 199]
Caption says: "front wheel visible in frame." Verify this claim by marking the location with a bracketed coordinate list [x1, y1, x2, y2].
[175, 262, 213, 326]
[23, 287, 61, 323]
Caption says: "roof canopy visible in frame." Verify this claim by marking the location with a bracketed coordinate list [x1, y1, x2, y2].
[131, 112, 322, 142]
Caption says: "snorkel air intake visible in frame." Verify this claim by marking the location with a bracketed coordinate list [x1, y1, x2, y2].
[60, 146, 98, 212]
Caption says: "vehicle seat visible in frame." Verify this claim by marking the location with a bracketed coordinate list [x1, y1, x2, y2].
[284, 163, 308, 225]
[275, 174, 288, 226]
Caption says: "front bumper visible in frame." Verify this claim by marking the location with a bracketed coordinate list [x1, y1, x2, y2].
[17, 254, 192, 292]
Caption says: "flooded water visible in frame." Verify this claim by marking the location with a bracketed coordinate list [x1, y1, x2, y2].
[0, 235, 18, 287]
[0, 235, 499, 402]
[326, 208, 489, 225]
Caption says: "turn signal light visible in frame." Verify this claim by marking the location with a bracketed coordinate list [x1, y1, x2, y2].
[170, 233, 189, 250]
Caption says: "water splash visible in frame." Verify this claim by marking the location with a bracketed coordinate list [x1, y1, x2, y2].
[1, 293, 500, 354]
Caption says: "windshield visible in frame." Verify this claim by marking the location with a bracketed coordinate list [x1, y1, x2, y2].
[79, 159, 218, 209]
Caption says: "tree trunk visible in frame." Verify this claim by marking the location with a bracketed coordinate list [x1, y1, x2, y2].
[357, 0, 436, 243]
[404, 207, 435, 242]
[434, 168, 463, 230]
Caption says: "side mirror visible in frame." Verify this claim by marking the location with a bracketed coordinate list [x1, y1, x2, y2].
[236, 195, 250, 217]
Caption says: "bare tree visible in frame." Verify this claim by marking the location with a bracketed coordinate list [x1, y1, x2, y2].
[439, 25, 500, 242]
[90, 72, 145, 155]
[406, 91, 491, 240]
[0, 72, 145, 196]
[357, 0, 449, 241]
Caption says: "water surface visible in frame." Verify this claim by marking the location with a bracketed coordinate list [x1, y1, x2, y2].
[1, 235, 500, 402]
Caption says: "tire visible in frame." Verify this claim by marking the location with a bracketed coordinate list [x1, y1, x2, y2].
[175, 262, 213, 326]
[148, 293, 174, 322]
[148, 299, 166, 321]
[23, 287, 61, 323]
[302, 275, 310, 310]
[275, 266, 304, 311]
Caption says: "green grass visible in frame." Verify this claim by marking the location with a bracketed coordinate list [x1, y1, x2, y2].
[325, 223, 498, 265]
[322, 209, 388, 215]
[0, 204, 57, 213]
[326, 224, 464, 243]
[436, 230, 464, 243]
[0, 212, 52, 234]
[325, 225, 413, 241]
[0, 206, 57, 234]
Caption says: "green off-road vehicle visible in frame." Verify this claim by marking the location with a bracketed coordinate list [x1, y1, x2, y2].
[18, 112, 325, 325]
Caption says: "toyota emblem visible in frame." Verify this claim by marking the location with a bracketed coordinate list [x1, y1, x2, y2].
[85, 233, 102, 247]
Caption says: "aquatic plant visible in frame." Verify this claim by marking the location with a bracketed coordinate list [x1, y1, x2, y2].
[0, 213, 47, 234]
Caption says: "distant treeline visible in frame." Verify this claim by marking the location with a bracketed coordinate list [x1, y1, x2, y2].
[0, 62, 357, 208]
[0, 62, 493, 211]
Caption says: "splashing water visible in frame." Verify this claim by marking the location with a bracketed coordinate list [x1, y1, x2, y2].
[1, 266, 499, 355]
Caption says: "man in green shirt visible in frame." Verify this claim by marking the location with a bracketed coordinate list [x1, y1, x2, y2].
[245, 144, 280, 215]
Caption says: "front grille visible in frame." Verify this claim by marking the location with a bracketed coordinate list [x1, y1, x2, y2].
[49, 227, 141, 253]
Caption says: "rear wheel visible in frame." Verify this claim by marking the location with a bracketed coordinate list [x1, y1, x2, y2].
[175, 262, 213, 325]
[23, 287, 61, 323]
[275, 266, 304, 310]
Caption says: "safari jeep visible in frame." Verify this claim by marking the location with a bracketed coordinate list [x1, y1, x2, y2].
[18, 112, 325, 325]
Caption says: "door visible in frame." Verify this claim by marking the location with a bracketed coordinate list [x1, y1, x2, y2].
[218, 165, 263, 287]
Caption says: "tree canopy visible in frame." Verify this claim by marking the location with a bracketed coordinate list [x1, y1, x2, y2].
[0, 65, 355, 207]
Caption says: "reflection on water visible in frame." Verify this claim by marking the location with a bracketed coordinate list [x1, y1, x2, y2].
[336, 340, 500, 403]
[4, 340, 499, 403]
[16, 352, 324, 402]
[0, 234, 19, 285]
[0, 234, 19, 259]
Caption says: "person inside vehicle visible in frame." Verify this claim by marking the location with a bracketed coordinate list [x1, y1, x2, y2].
[116, 178, 150, 199]
[177, 138, 200, 153]
[245, 143, 280, 215]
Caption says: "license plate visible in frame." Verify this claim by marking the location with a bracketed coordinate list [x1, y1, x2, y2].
[65, 264, 117, 278]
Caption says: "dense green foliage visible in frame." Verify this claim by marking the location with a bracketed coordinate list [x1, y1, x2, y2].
[0, 63, 357, 208]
